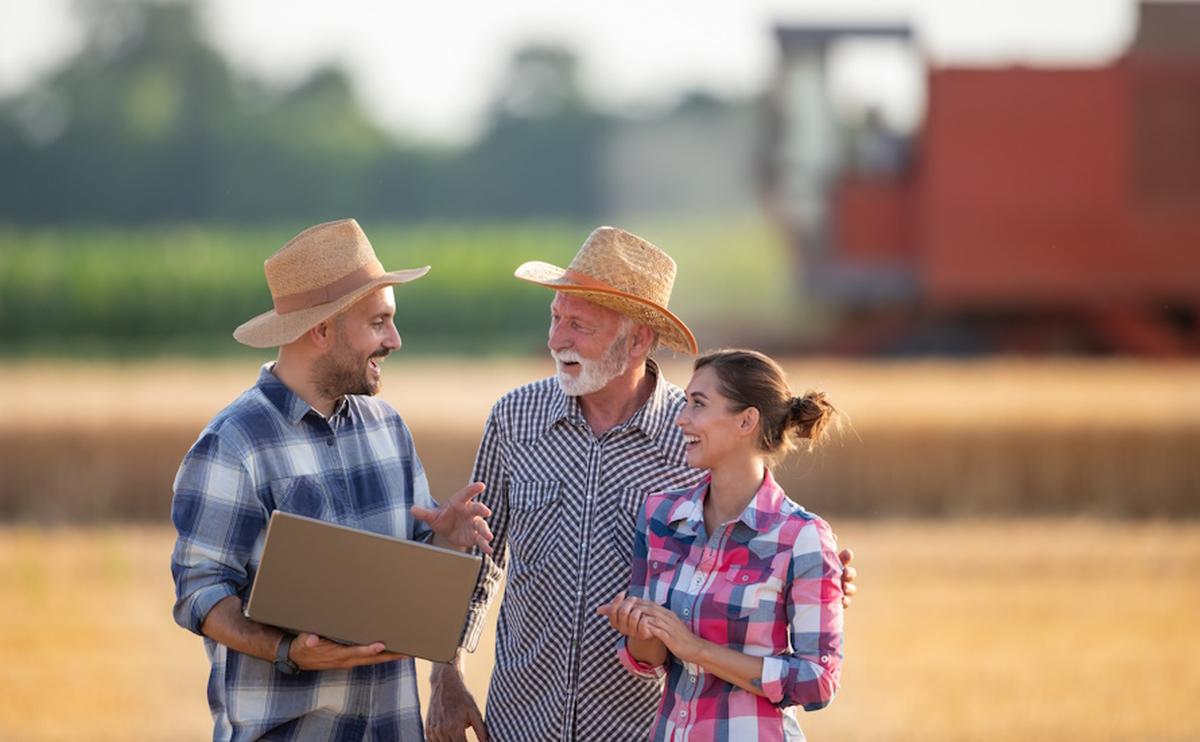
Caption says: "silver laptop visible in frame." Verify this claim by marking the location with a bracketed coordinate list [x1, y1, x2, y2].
[245, 510, 482, 663]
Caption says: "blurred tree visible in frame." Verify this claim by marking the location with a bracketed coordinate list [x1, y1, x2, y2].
[462, 43, 610, 219]
[0, 4, 612, 223]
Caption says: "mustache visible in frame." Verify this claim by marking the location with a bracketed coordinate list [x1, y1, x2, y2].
[370, 348, 390, 359]
[552, 349, 583, 364]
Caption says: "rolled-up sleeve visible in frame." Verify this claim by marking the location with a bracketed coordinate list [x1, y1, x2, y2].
[170, 427, 265, 635]
[460, 410, 509, 651]
[760, 517, 844, 711]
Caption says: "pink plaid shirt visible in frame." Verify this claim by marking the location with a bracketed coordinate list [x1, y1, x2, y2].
[617, 470, 844, 741]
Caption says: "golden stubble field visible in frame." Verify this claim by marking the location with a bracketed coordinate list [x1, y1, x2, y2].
[1, 357, 1199, 740]
[2, 520, 1199, 741]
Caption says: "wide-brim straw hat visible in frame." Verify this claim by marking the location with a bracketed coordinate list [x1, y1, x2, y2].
[514, 226, 697, 354]
[234, 218, 429, 348]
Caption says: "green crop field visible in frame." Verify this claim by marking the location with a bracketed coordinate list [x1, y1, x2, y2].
[0, 219, 795, 356]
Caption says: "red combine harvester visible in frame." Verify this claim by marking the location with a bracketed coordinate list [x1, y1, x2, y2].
[763, 1, 1200, 355]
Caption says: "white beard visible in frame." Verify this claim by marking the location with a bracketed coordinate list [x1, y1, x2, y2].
[552, 330, 630, 397]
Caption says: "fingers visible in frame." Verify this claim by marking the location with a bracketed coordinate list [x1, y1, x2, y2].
[473, 517, 495, 554]
[468, 707, 489, 742]
[449, 482, 486, 506]
[839, 547, 854, 567]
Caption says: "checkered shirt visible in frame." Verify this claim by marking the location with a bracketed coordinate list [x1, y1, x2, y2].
[461, 362, 704, 741]
[171, 364, 434, 742]
[617, 469, 844, 741]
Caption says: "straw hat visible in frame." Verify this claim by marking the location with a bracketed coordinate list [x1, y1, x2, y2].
[514, 226, 697, 354]
[233, 219, 429, 348]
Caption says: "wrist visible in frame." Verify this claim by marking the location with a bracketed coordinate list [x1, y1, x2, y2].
[685, 637, 711, 666]
[273, 632, 300, 675]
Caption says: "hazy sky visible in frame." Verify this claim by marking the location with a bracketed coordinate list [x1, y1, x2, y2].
[0, 0, 1145, 142]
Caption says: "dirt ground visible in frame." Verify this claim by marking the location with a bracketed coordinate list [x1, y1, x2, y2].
[2, 520, 1198, 741]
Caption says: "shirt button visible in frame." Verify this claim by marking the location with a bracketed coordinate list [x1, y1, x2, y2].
[679, 710, 687, 718]
[682, 608, 689, 616]
[326, 437, 334, 447]
[821, 655, 830, 664]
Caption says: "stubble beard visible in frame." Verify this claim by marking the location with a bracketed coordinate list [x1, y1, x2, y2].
[313, 338, 388, 400]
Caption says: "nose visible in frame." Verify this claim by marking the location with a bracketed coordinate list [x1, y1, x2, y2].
[675, 407, 688, 428]
[547, 319, 571, 352]
[384, 321, 402, 351]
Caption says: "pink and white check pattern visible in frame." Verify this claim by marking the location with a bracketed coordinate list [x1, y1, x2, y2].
[618, 469, 844, 741]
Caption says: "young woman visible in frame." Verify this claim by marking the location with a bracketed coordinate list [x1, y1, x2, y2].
[599, 349, 844, 741]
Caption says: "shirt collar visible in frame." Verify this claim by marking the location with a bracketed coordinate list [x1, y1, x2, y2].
[257, 362, 347, 425]
[667, 469, 788, 535]
[546, 358, 676, 441]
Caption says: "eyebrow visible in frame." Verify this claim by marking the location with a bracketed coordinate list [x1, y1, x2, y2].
[689, 391, 709, 400]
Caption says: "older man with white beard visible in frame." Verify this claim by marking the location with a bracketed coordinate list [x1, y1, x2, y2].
[426, 227, 855, 742]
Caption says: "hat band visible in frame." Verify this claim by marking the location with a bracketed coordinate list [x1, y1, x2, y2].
[273, 262, 383, 314]
[563, 268, 668, 307]
[562, 268, 624, 293]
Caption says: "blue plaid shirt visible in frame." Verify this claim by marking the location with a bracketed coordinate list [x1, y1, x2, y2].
[171, 364, 434, 742]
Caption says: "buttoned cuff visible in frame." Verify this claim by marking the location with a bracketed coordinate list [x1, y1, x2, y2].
[178, 583, 239, 636]
[618, 639, 667, 680]
[760, 655, 787, 704]
[459, 604, 488, 653]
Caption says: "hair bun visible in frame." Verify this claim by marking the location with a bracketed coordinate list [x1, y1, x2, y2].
[789, 392, 831, 441]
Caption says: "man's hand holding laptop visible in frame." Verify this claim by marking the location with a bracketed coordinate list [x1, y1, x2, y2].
[274, 482, 494, 671]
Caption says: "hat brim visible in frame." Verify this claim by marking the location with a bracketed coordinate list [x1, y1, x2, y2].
[233, 266, 430, 348]
[514, 261, 698, 355]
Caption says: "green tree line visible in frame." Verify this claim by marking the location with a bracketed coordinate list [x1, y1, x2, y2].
[0, 0, 610, 224]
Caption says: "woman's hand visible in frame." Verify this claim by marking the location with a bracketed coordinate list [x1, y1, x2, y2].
[636, 599, 706, 665]
[597, 590, 655, 640]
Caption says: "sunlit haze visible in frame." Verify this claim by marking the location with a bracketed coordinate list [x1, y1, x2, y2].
[0, 0, 1140, 142]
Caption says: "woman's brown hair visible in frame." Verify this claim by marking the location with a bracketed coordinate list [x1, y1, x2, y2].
[693, 349, 839, 458]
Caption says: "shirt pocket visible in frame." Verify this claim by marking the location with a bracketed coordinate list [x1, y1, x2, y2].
[644, 547, 681, 603]
[506, 480, 562, 567]
[270, 475, 332, 521]
[718, 565, 785, 620]
[608, 487, 647, 561]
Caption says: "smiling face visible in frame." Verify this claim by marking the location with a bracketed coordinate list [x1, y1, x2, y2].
[547, 292, 634, 397]
[676, 365, 757, 470]
[311, 286, 401, 399]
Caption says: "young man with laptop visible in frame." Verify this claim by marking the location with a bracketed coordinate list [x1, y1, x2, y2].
[170, 219, 493, 741]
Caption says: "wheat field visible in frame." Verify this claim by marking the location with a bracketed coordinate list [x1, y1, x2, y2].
[1, 520, 1198, 741]
[1, 358, 1198, 740]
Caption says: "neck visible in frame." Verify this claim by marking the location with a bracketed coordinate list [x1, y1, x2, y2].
[704, 454, 767, 529]
[273, 347, 337, 418]
[578, 359, 654, 437]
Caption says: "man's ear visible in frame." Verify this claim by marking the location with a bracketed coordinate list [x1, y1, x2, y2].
[630, 323, 655, 356]
[308, 319, 334, 351]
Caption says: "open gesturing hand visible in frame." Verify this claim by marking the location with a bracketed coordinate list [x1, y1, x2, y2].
[411, 482, 494, 553]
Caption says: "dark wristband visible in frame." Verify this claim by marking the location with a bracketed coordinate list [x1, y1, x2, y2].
[274, 633, 300, 675]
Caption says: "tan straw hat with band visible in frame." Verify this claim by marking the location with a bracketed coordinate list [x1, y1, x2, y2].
[233, 218, 429, 348]
[514, 226, 697, 354]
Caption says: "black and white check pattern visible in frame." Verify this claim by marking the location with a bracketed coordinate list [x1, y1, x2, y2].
[463, 362, 704, 741]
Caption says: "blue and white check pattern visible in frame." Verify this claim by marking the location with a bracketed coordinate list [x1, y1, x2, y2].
[171, 363, 434, 742]
[462, 362, 705, 741]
